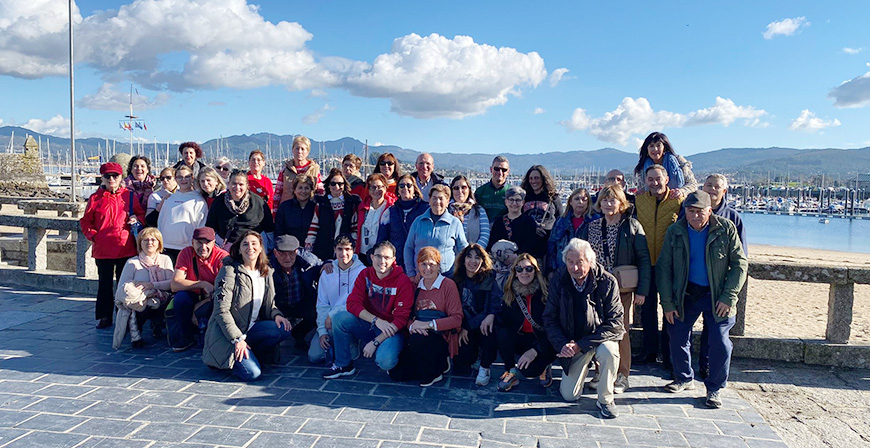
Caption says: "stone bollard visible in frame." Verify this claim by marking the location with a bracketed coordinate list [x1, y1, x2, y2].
[826, 281, 854, 344]
[732, 280, 748, 336]
[75, 234, 97, 279]
[27, 226, 47, 271]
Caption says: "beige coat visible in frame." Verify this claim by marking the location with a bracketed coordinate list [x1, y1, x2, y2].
[202, 257, 282, 370]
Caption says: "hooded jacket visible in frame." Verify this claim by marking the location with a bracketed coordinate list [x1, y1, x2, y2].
[315, 255, 367, 337]
[345, 264, 414, 329]
[80, 186, 146, 259]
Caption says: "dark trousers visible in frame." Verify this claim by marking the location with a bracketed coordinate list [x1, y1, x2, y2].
[454, 328, 497, 371]
[390, 333, 449, 383]
[95, 258, 128, 321]
[668, 291, 735, 393]
[639, 266, 670, 363]
[699, 282, 747, 370]
[278, 301, 317, 345]
[496, 328, 556, 378]
[166, 291, 207, 348]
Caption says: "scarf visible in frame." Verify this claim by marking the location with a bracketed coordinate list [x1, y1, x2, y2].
[225, 191, 251, 215]
[138, 253, 169, 302]
[588, 218, 620, 272]
[512, 277, 541, 298]
[448, 200, 474, 223]
[125, 175, 156, 195]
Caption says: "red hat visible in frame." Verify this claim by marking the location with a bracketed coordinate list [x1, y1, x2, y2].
[99, 162, 123, 176]
[192, 227, 216, 242]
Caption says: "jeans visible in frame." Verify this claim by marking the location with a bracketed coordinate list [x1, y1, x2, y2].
[231, 320, 291, 381]
[167, 291, 202, 348]
[331, 311, 403, 371]
[668, 292, 735, 393]
[95, 258, 127, 321]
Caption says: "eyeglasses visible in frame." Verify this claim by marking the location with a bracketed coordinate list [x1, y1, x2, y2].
[369, 184, 386, 191]
[177, 175, 192, 181]
[329, 181, 345, 187]
[371, 253, 395, 261]
[102, 173, 120, 179]
[506, 197, 523, 203]
[492, 167, 508, 173]
[514, 265, 535, 273]
[159, 176, 174, 181]
[379, 161, 395, 166]
[397, 183, 414, 189]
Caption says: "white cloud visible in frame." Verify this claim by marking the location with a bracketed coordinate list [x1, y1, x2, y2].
[533, 107, 545, 115]
[301, 103, 334, 125]
[342, 33, 547, 119]
[549, 68, 569, 87]
[829, 67, 870, 108]
[22, 115, 72, 137]
[763, 17, 809, 40]
[789, 109, 841, 132]
[560, 97, 767, 145]
[842, 47, 863, 55]
[79, 83, 170, 111]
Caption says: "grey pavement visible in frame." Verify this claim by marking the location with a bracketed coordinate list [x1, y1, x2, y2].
[0, 284, 789, 448]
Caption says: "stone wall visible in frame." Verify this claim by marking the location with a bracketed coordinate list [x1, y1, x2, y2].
[0, 135, 49, 191]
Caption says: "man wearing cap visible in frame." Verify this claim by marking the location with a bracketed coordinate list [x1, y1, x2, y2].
[81, 162, 146, 329]
[168, 227, 229, 351]
[656, 190, 747, 408]
[270, 235, 323, 349]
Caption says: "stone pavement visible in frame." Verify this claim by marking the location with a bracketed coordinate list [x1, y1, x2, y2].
[0, 285, 789, 448]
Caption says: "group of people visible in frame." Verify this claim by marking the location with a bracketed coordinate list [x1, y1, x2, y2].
[79, 131, 748, 418]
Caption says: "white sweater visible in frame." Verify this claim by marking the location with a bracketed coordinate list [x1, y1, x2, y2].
[315, 255, 367, 336]
[157, 190, 208, 250]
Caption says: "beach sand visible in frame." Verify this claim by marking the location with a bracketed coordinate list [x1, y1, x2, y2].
[745, 244, 870, 344]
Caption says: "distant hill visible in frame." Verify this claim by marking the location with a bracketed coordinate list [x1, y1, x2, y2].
[1, 126, 868, 182]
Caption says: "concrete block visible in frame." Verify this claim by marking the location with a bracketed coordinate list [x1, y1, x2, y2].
[826, 282, 853, 343]
[76, 237, 97, 278]
[803, 341, 870, 369]
[26, 226, 46, 271]
[732, 337, 805, 363]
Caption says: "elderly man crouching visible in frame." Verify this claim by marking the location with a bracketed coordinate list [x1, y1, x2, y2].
[543, 238, 624, 419]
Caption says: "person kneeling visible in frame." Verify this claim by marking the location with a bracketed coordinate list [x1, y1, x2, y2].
[323, 241, 413, 378]
[202, 231, 292, 381]
[543, 238, 624, 419]
[390, 247, 464, 387]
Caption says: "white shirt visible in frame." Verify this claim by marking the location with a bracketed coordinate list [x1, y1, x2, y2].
[240, 266, 266, 331]
[360, 204, 383, 253]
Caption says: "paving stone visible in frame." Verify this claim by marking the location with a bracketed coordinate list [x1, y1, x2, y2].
[601, 414, 660, 430]
[130, 405, 198, 423]
[180, 381, 243, 396]
[323, 379, 377, 394]
[270, 376, 326, 390]
[299, 417, 363, 437]
[743, 438, 790, 448]
[0, 393, 43, 410]
[78, 401, 148, 419]
[283, 403, 344, 419]
[4, 430, 88, 447]
[538, 437, 600, 448]
[313, 436, 381, 448]
[337, 407, 397, 423]
[241, 414, 306, 432]
[182, 394, 237, 411]
[32, 384, 98, 398]
[393, 411, 451, 428]
[32, 373, 94, 384]
[0, 381, 50, 394]
[684, 432, 749, 448]
[246, 431, 318, 448]
[503, 420, 566, 437]
[419, 427, 480, 446]
[0, 427, 26, 445]
[437, 399, 492, 417]
[68, 418, 144, 437]
[79, 387, 144, 403]
[378, 442, 442, 448]
[230, 397, 290, 414]
[186, 426, 259, 446]
[623, 428, 690, 447]
[715, 421, 781, 440]
[372, 383, 424, 398]
[655, 416, 721, 434]
[21, 396, 96, 414]
[330, 393, 388, 409]
[0, 409, 37, 426]
[14, 413, 88, 431]
[358, 422, 422, 441]
[448, 416, 506, 433]
[129, 378, 191, 392]
[183, 409, 253, 427]
[75, 437, 151, 448]
[280, 388, 339, 405]
[127, 390, 193, 407]
[128, 422, 202, 442]
[82, 377, 142, 388]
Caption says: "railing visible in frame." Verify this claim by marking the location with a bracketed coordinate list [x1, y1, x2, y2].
[0, 214, 95, 278]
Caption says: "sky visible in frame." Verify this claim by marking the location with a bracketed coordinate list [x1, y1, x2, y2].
[1, 0, 869, 156]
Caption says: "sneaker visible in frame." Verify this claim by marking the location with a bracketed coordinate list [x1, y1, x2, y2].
[322, 363, 356, 379]
[420, 374, 444, 387]
[664, 380, 696, 393]
[597, 400, 619, 419]
[131, 339, 145, 349]
[95, 318, 112, 329]
[613, 373, 629, 394]
[475, 367, 491, 386]
[539, 365, 553, 388]
[497, 368, 519, 392]
[588, 370, 600, 390]
[705, 390, 723, 408]
[171, 340, 196, 353]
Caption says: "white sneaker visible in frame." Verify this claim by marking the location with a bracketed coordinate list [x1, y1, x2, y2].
[420, 374, 443, 387]
[588, 370, 600, 390]
[614, 373, 629, 394]
[475, 367, 491, 386]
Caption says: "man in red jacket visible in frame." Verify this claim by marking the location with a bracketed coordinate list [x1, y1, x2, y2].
[323, 240, 413, 378]
[80, 162, 146, 328]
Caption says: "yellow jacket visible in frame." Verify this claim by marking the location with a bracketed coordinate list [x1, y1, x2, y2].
[634, 189, 683, 265]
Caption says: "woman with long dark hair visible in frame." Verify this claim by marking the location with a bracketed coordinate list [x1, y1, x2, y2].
[632, 131, 697, 199]
[203, 231, 292, 381]
[305, 168, 362, 260]
[206, 171, 274, 250]
[453, 244, 501, 386]
[378, 174, 428, 270]
[124, 155, 155, 210]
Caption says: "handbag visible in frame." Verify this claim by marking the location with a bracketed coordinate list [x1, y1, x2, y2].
[612, 265, 639, 293]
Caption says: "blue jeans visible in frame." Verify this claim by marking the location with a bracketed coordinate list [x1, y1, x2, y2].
[232, 320, 291, 381]
[668, 292, 735, 392]
[331, 311, 403, 371]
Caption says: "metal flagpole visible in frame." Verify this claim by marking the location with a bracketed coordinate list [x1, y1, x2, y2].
[69, 0, 77, 203]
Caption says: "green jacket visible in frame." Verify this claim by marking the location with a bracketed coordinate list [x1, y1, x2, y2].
[656, 215, 747, 323]
[202, 257, 283, 370]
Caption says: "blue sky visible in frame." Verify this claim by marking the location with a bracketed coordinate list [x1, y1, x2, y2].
[1, 0, 868, 156]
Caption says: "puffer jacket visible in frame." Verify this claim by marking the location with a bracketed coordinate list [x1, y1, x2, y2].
[656, 215, 748, 323]
[634, 189, 683, 264]
[80, 186, 146, 259]
[202, 258, 283, 370]
[576, 214, 652, 297]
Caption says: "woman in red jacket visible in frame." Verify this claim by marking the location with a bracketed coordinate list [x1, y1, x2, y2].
[80, 162, 146, 329]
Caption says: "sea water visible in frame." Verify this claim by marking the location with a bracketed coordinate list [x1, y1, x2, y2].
[742, 213, 870, 254]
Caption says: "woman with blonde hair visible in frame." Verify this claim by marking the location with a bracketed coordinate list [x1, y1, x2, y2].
[496, 253, 557, 392]
[113, 227, 174, 349]
[197, 167, 226, 208]
[275, 135, 322, 207]
[547, 187, 598, 274]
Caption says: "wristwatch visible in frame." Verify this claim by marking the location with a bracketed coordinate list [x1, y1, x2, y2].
[428, 320, 436, 330]
[372, 340, 381, 347]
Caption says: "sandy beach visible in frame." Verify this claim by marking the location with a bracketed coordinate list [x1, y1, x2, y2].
[745, 244, 870, 344]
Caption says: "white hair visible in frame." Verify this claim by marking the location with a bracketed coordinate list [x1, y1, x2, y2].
[705, 173, 728, 189]
[562, 238, 596, 265]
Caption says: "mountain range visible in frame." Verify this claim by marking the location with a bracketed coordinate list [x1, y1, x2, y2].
[1, 126, 868, 182]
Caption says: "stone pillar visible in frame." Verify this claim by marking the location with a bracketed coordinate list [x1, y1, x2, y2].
[27, 227, 47, 271]
[75, 233, 97, 278]
[732, 280, 748, 336]
[826, 282, 854, 344]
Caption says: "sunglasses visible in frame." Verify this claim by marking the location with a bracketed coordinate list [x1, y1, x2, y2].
[397, 183, 414, 189]
[102, 173, 120, 179]
[514, 265, 535, 273]
[492, 167, 509, 173]
[216, 166, 230, 171]
[177, 175, 193, 181]
[159, 176, 174, 181]
[329, 181, 345, 187]
[379, 161, 395, 166]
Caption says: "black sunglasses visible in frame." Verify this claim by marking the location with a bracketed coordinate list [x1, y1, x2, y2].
[102, 173, 120, 179]
[379, 161, 395, 166]
[329, 181, 345, 187]
[514, 265, 535, 273]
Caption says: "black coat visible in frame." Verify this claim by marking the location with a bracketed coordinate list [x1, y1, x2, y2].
[488, 213, 543, 258]
[498, 287, 550, 354]
[310, 193, 362, 260]
[205, 193, 274, 245]
[274, 198, 316, 245]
